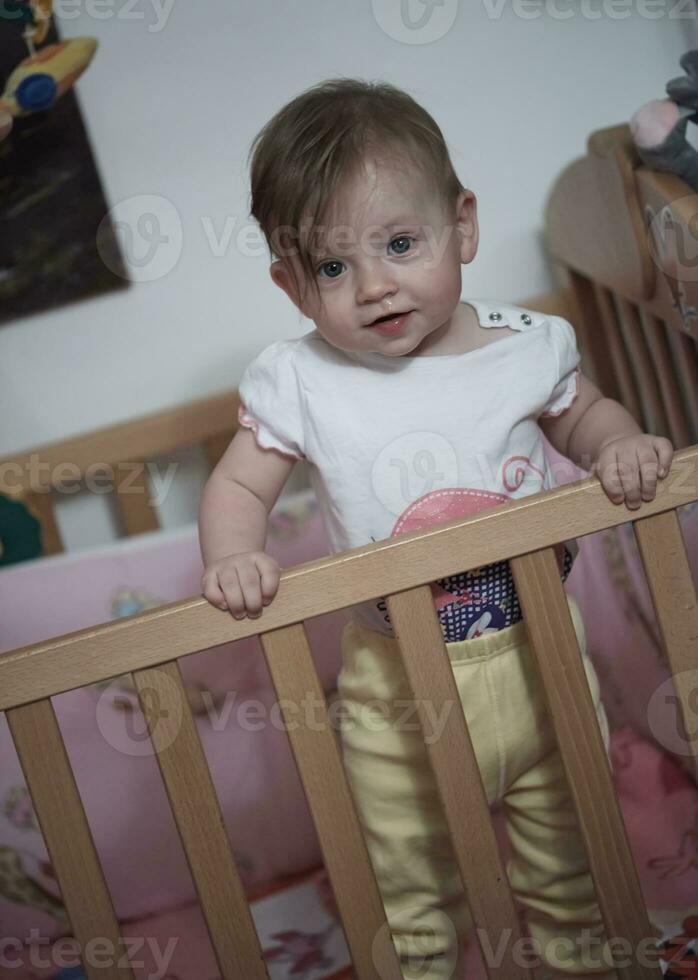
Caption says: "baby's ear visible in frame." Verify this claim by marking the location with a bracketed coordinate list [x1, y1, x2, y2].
[455, 190, 479, 264]
[270, 260, 304, 311]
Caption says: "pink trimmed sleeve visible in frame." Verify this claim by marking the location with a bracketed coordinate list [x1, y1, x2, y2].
[237, 342, 306, 461]
[539, 316, 581, 419]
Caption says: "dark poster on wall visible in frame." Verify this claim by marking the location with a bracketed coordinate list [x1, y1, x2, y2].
[0, 17, 129, 326]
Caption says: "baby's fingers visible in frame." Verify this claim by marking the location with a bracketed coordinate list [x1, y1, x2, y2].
[254, 554, 281, 607]
[217, 568, 247, 619]
[616, 453, 642, 509]
[236, 562, 264, 618]
[598, 450, 641, 509]
[638, 445, 660, 502]
[654, 436, 674, 479]
[597, 449, 624, 504]
[202, 570, 231, 612]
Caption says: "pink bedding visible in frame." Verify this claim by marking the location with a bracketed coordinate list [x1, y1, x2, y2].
[4, 732, 698, 979]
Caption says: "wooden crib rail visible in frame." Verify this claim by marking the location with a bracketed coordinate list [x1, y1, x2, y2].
[1, 447, 696, 979]
[0, 388, 240, 554]
[1, 446, 695, 707]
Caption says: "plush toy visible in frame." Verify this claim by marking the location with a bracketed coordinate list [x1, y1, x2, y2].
[630, 50, 698, 193]
[0, 0, 97, 143]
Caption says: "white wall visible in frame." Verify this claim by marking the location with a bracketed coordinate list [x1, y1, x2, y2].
[0, 0, 690, 546]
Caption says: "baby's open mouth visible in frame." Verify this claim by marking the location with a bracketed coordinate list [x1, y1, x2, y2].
[368, 310, 412, 326]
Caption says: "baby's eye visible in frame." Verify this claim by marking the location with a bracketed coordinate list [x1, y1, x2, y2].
[318, 260, 345, 279]
[388, 236, 413, 256]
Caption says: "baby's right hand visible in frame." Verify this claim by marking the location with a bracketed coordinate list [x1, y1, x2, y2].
[201, 551, 281, 619]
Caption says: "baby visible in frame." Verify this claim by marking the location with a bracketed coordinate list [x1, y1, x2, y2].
[198, 79, 673, 979]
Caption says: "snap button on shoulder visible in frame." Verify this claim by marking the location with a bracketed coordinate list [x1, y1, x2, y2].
[520, 313, 532, 325]
[488, 311, 502, 322]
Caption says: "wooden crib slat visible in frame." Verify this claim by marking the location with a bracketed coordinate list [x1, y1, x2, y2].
[386, 586, 533, 980]
[114, 465, 160, 536]
[568, 271, 620, 400]
[23, 489, 64, 555]
[511, 548, 662, 980]
[259, 623, 404, 980]
[634, 511, 698, 782]
[130, 661, 269, 980]
[6, 699, 134, 979]
[594, 284, 644, 424]
[614, 296, 670, 439]
[664, 325, 698, 444]
[639, 312, 692, 449]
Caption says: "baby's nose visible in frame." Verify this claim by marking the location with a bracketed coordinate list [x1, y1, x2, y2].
[355, 262, 398, 304]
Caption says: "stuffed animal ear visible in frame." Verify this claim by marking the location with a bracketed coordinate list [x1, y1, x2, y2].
[631, 100, 698, 193]
[666, 49, 698, 123]
[630, 51, 698, 193]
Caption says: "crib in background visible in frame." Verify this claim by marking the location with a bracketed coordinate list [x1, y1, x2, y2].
[0, 123, 697, 979]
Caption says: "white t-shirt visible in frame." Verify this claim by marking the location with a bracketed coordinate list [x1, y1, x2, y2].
[238, 298, 581, 640]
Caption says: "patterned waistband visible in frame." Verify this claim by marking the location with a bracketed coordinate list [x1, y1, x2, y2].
[381, 545, 576, 643]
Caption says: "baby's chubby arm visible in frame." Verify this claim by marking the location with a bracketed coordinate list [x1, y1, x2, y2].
[198, 428, 295, 618]
[538, 372, 674, 510]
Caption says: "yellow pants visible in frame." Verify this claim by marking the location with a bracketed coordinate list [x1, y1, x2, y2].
[337, 594, 617, 979]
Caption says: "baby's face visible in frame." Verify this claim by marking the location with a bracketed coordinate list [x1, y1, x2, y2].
[270, 158, 478, 356]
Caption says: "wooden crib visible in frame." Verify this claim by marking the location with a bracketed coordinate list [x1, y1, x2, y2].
[0, 124, 697, 980]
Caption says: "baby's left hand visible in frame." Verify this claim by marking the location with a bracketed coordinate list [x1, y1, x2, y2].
[593, 434, 674, 510]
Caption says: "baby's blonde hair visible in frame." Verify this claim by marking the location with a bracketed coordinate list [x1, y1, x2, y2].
[248, 77, 465, 301]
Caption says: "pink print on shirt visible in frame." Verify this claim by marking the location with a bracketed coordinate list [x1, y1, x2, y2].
[501, 455, 545, 492]
[391, 486, 513, 622]
[391, 486, 511, 536]
[387, 486, 511, 635]
[380, 480, 574, 641]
